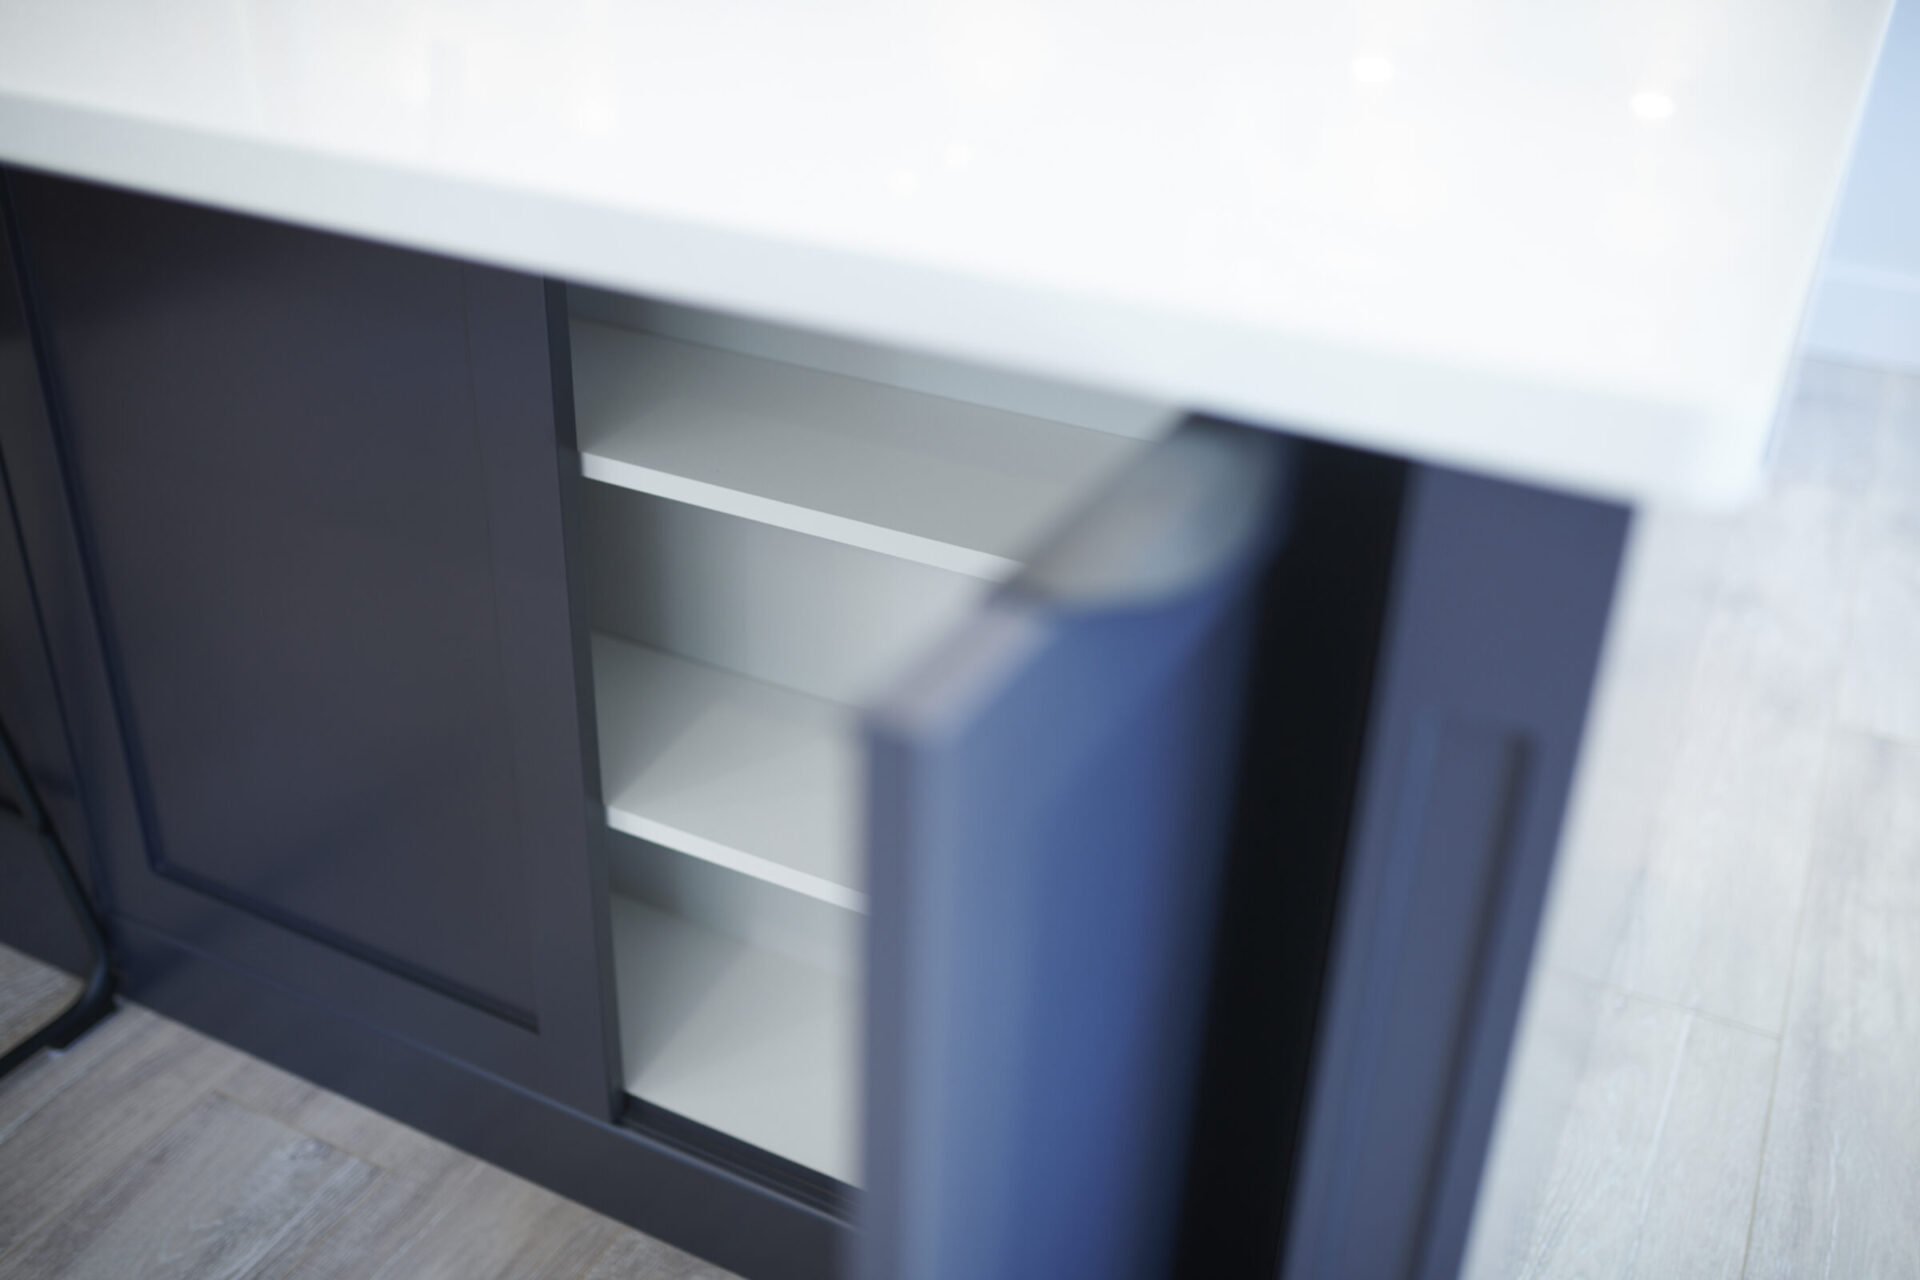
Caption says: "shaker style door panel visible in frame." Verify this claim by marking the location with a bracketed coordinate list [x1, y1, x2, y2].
[862, 420, 1295, 1280]
[2, 171, 614, 1114]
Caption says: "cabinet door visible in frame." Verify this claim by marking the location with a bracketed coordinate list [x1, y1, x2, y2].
[1, 172, 614, 1115]
[862, 419, 1293, 1280]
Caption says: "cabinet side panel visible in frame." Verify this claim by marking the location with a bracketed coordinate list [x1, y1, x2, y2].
[1281, 468, 1628, 1280]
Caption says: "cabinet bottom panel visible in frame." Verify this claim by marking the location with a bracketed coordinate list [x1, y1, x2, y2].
[611, 894, 860, 1186]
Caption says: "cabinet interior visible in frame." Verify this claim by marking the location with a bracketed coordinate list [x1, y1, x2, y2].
[568, 285, 1176, 1184]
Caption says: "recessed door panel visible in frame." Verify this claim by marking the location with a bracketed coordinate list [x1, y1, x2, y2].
[863, 420, 1295, 1280]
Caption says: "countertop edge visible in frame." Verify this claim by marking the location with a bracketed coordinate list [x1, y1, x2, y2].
[0, 91, 1767, 509]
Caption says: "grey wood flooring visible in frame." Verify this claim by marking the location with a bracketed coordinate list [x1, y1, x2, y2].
[1467, 358, 1920, 1279]
[0, 943, 78, 1058]
[0, 967, 735, 1279]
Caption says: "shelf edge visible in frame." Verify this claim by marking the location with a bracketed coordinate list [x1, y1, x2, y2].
[580, 452, 1016, 581]
[605, 808, 870, 914]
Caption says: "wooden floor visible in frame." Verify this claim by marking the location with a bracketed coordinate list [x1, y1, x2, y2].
[1466, 357, 1920, 1279]
[0, 943, 78, 1058]
[0, 945, 734, 1280]
[4, 357, 1916, 1279]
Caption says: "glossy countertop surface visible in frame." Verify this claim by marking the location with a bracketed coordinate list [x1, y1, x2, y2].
[0, 0, 1894, 503]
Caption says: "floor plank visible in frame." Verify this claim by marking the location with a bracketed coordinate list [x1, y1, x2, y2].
[1774, 359, 1890, 497]
[215, 1036, 731, 1278]
[1459, 969, 1606, 1280]
[217, 1051, 449, 1179]
[0, 1005, 245, 1255]
[258, 1144, 625, 1280]
[1506, 992, 1775, 1280]
[0, 997, 739, 1279]
[1, 1093, 377, 1280]
[1537, 503, 1733, 989]
[1743, 732, 1920, 1279]
[0, 943, 81, 1058]
[583, 1231, 740, 1280]
[0, 1001, 161, 1136]
[1837, 522, 1920, 745]
[1607, 653, 1830, 1034]
[1865, 367, 1920, 541]
[1838, 371, 1920, 744]
[1472, 360, 1920, 1277]
[1609, 482, 1855, 1033]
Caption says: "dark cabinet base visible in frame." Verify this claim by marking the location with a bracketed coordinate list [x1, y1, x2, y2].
[115, 916, 846, 1280]
[1, 167, 1632, 1280]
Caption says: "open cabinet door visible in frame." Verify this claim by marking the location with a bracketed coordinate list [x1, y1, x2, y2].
[861, 419, 1294, 1280]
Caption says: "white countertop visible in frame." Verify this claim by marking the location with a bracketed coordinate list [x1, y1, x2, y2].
[0, 0, 1893, 504]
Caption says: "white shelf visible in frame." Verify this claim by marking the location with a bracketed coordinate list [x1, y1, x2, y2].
[612, 894, 859, 1184]
[573, 321, 1146, 579]
[593, 634, 864, 912]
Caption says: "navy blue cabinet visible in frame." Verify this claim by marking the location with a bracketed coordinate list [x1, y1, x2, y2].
[0, 169, 1628, 1280]
[1, 171, 616, 1115]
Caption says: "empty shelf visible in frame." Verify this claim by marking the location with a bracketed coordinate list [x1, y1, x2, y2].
[612, 894, 859, 1183]
[593, 634, 863, 912]
[573, 321, 1148, 579]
